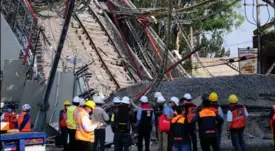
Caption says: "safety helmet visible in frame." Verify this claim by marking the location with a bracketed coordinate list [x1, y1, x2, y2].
[22, 104, 31, 111]
[85, 100, 96, 109]
[209, 92, 218, 102]
[73, 96, 80, 103]
[93, 96, 105, 104]
[170, 97, 179, 106]
[154, 92, 162, 98]
[112, 97, 121, 103]
[121, 96, 130, 104]
[228, 94, 238, 104]
[140, 96, 148, 103]
[183, 93, 192, 100]
[79, 98, 86, 106]
[157, 96, 165, 103]
[64, 100, 71, 106]
[0, 102, 4, 108]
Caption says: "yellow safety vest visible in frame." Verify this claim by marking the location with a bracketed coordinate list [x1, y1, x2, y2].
[75, 110, 95, 142]
[66, 106, 77, 129]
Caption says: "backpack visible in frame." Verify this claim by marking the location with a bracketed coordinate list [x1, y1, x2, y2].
[158, 114, 170, 132]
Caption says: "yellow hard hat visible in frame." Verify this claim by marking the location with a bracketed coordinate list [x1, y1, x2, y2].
[64, 100, 71, 106]
[209, 92, 218, 102]
[85, 100, 96, 109]
[228, 94, 238, 104]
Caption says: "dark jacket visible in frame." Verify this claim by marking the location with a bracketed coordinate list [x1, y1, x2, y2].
[171, 115, 190, 145]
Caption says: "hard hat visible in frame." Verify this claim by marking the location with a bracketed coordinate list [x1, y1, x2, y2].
[183, 93, 192, 100]
[79, 98, 86, 106]
[22, 104, 31, 111]
[93, 96, 105, 104]
[140, 96, 148, 103]
[157, 96, 165, 103]
[121, 96, 130, 104]
[85, 100, 96, 109]
[170, 97, 179, 106]
[112, 97, 121, 103]
[0, 102, 4, 108]
[64, 100, 71, 106]
[73, 96, 80, 103]
[209, 92, 218, 102]
[228, 94, 238, 104]
[154, 92, 162, 98]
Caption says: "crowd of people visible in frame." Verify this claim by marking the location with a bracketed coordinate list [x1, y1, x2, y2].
[2, 91, 275, 151]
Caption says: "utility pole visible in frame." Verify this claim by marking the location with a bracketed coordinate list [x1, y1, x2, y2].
[256, 0, 262, 74]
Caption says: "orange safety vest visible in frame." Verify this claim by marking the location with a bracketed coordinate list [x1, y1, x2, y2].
[75, 110, 95, 143]
[199, 108, 217, 135]
[17, 111, 31, 132]
[185, 103, 197, 123]
[59, 110, 67, 127]
[230, 105, 246, 129]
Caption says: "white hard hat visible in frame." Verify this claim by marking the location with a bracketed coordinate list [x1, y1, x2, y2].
[73, 96, 80, 103]
[22, 104, 31, 111]
[79, 98, 86, 106]
[121, 96, 130, 104]
[93, 96, 105, 104]
[170, 96, 179, 106]
[140, 96, 148, 103]
[157, 96, 165, 103]
[183, 93, 192, 100]
[154, 92, 162, 98]
[0, 102, 4, 108]
[112, 97, 121, 103]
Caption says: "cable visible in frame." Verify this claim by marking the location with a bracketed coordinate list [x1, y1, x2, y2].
[264, 4, 271, 25]
[223, 40, 252, 47]
[252, 0, 258, 24]
[244, 0, 258, 26]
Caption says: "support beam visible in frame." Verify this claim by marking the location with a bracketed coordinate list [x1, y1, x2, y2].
[265, 62, 275, 75]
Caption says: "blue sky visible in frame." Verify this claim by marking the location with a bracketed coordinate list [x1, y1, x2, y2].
[223, 1, 274, 57]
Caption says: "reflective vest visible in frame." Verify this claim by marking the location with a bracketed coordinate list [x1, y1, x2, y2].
[3, 112, 17, 129]
[208, 103, 219, 114]
[60, 110, 67, 127]
[74, 107, 84, 121]
[17, 111, 31, 132]
[185, 103, 197, 123]
[198, 108, 217, 136]
[66, 106, 77, 129]
[229, 104, 246, 129]
[75, 110, 95, 143]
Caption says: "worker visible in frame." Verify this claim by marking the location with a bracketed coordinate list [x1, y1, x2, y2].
[154, 91, 166, 106]
[91, 96, 110, 151]
[269, 105, 275, 151]
[137, 95, 155, 151]
[59, 100, 71, 151]
[154, 96, 166, 148]
[110, 97, 121, 133]
[208, 92, 224, 147]
[75, 100, 102, 151]
[66, 96, 80, 151]
[113, 96, 133, 151]
[1, 105, 17, 129]
[182, 93, 198, 151]
[161, 96, 179, 151]
[17, 104, 32, 132]
[227, 94, 248, 151]
[171, 106, 190, 151]
[192, 98, 224, 151]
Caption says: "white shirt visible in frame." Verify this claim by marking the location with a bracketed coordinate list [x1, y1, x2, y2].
[226, 107, 249, 122]
[217, 106, 224, 119]
[81, 112, 97, 132]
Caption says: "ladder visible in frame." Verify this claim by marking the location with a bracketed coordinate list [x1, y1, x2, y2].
[125, 19, 157, 75]
[266, 62, 275, 75]
[225, 62, 241, 74]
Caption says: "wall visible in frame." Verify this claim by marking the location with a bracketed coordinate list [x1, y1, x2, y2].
[0, 14, 22, 69]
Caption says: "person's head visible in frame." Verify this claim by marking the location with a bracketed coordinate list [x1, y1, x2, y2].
[63, 100, 71, 109]
[183, 93, 192, 103]
[139, 96, 148, 104]
[79, 98, 85, 107]
[72, 96, 80, 106]
[154, 92, 162, 100]
[169, 96, 179, 107]
[121, 96, 130, 106]
[93, 95, 105, 106]
[208, 92, 218, 103]
[22, 104, 31, 112]
[84, 100, 96, 114]
[157, 96, 165, 104]
[228, 94, 238, 105]
[174, 106, 184, 115]
[112, 97, 121, 106]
